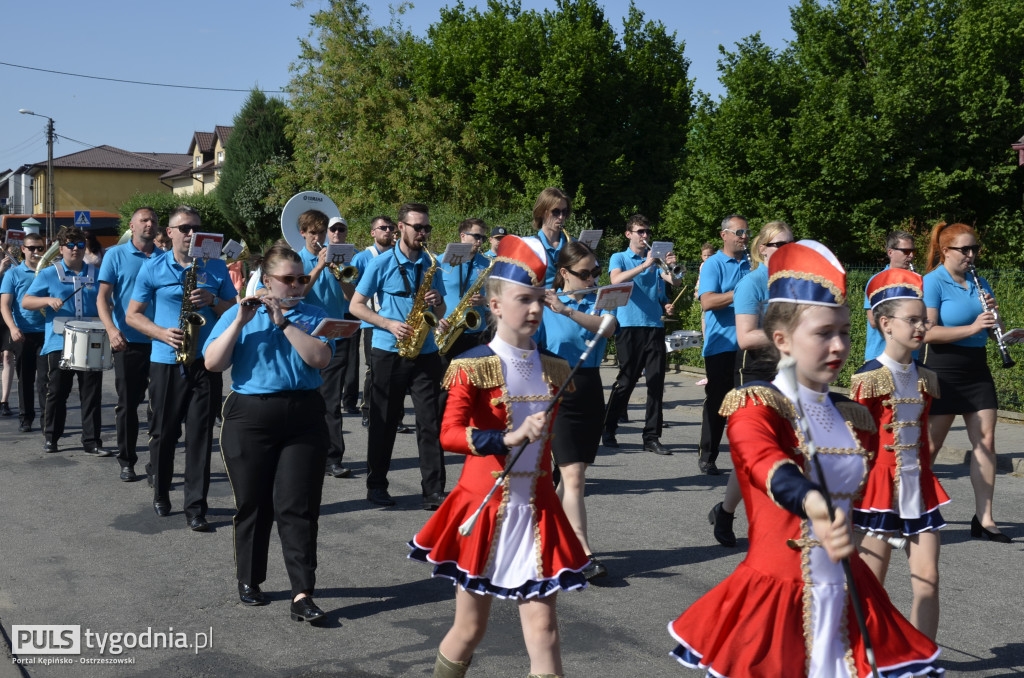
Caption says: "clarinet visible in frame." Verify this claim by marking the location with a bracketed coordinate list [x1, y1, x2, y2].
[967, 265, 1015, 369]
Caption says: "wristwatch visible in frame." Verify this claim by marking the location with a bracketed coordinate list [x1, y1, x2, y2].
[276, 318, 291, 331]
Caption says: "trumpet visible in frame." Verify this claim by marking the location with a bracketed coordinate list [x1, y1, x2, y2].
[967, 265, 1015, 369]
[328, 263, 359, 284]
[653, 258, 686, 281]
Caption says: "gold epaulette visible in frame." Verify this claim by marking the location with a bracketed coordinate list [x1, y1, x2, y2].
[540, 354, 575, 392]
[719, 385, 795, 419]
[849, 367, 894, 399]
[442, 354, 504, 391]
[834, 401, 876, 432]
[917, 366, 940, 398]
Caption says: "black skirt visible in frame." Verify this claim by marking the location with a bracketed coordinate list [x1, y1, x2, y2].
[551, 367, 604, 466]
[922, 342, 998, 415]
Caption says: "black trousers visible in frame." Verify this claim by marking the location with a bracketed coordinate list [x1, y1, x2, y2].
[367, 348, 445, 495]
[340, 329, 360, 411]
[114, 342, 151, 468]
[221, 390, 328, 596]
[698, 350, 737, 465]
[603, 326, 667, 443]
[359, 329, 372, 417]
[43, 351, 103, 447]
[13, 331, 46, 427]
[148, 361, 215, 520]
[319, 338, 349, 466]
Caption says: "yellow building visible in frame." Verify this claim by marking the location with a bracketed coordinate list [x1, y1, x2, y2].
[161, 126, 234, 195]
[29, 145, 191, 213]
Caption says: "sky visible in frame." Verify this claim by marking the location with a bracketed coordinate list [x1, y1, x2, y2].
[0, 0, 796, 178]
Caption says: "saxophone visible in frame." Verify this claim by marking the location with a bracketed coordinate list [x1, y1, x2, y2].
[395, 249, 439, 359]
[176, 259, 207, 366]
[436, 259, 494, 355]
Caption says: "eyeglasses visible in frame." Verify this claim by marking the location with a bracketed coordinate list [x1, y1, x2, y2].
[329, 225, 347, 233]
[63, 241, 87, 250]
[890, 247, 916, 255]
[946, 245, 981, 256]
[375, 224, 395, 232]
[404, 223, 433, 234]
[462, 232, 486, 241]
[267, 273, 312, 286]
[891, 316, 934, 330]
[724, 228, 750, 238]
[173, 224, 197, 234]
[550, 208, 569, 218]
[24, 245, 44, 252]
[763, 240, 792, 249]
[566, 267, 601, 280]
[631, 229, 651, 236]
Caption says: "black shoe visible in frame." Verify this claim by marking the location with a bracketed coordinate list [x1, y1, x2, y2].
[0, 402, 11, 417]
[422, 492, 446, 511]
[343, 406, 360, 415]
[84, 445, 113, 457]
[582, 555, 608, 580]
[43, 440, 57, 453]
[709, 501, 738, 547]
[367, 488, 395, 507]
[699, 459, 721, 476]
[188, 516, 211, 532]
[644, 440, 671, 455]
[325, 462, 352, 478]
[290, 596, 326, 624]
[396, 423, 412, 434]
[361, 415, 369, 428]
[120, 466, 138, 482]
[19, 421, 32, 433]
[971, 515, 1012, 543]
[602, 432, 619, 448]
[238, 582, 267, 607]
[153, 498, 171, 517]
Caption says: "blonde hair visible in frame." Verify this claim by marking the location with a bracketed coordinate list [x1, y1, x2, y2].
[749, 221, 791, 270]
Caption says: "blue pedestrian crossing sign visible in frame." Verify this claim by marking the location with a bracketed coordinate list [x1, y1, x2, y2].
[74, 210, 91, 227]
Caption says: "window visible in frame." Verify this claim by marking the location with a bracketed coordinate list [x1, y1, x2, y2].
[195, 156, 201, 168]
[217, 151, 224, 163]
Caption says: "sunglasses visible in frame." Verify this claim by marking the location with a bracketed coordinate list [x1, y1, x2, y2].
[174, 224, 197, 234]
[763, 240, 792, 249]
[267, 273, 312, 286]
[550, 208, 570, 218]
[329, 225, 347, 233]
[631, 229, 651, 236]
[24, 245, 45, 252]
[946, 245, 980, 256]
[566, 267, 601, 280]
[462, 232, 486, 241]
[404, 223, 432, 234]
[63, 241, 87, 250]
[724, 228, 750, 238]
[890, 247, 916, 255]
[375, 224, 395, 232]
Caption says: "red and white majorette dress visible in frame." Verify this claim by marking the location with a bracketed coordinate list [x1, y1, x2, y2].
[851, 355, 949, 537]
[408, 337, 590, 598]
[668, 378, 943, 677]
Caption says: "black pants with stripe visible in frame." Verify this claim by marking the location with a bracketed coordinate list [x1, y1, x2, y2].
[221, 390, 328, 596]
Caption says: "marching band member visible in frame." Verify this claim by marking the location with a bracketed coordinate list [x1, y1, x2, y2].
[352, 216, 397, 429]
[409, 235, 589, 678]
[439, 218, 492, 361]
[483, 225, 507, 259]
[349, 202, 448, 510]
[205, 243, 332, 625]
[1, 232, 48, 432]
[126, 206, 236, 530]
[538, 241, 617, 580]
[921, 222, 1010, 542]
[851, 268, 948, 639]
[863, 230, 916, 362]
[0, 248, 13, 417]
[23, 226, 106, 455]
[669, 240, 942, 677]
[524, 187, 573, 288]
[97, 206, 161, 482]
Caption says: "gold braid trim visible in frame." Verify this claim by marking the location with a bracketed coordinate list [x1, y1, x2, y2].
[465, 426, 482, 456]
[834, 401, 875, 432]
[442, 354, 504, 390]
[800, 519, 815, 675]
[917, 366, 941, 398]
[719, 386, 796, 419]
[850, 367, 894, 399]
[768, 269, 846, 305]
[540, 354, 574, 392]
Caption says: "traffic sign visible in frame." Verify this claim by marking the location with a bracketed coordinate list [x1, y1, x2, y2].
[74, 210, 91, 227]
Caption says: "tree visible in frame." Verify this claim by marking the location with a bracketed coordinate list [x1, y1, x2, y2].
[217, 89, 292, 244]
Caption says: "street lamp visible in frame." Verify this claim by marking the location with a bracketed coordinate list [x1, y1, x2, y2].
[19, 109, 55, 243]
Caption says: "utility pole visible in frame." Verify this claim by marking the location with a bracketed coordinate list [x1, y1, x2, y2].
[18, 109, 56, 242]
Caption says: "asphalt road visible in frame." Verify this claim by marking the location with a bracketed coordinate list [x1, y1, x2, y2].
[1, 359, 1021, 677]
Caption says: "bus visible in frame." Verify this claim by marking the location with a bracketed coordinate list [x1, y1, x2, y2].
[0, 211, 123, 248]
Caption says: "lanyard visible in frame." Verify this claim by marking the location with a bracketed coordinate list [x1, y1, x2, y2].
[392, 246, 422, 297]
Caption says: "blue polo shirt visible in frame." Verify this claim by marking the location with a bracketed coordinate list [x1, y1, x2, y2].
[1, 262, 45, 333]
[204, 302, 332, 394]
[441, 252, 491, 335]
[609, 248, 669, 328]
[923, 264, 993, 348]
[97, 240, 159, 344]
[536, 293, 613, 367]
[26, 262, 101, 355]
[697, 250, 750, 356]
[524, 230, 570, 288]
[732, 263, 768, 318]
[132, 254, 237, 364]
[862, 266, 889, 361]
[299, 246, 350, 319]
[354, 245, 446, 353]
[352, 244, 388, 330]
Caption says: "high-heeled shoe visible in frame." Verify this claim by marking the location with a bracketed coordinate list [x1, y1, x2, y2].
[971, 515, 1012, 543]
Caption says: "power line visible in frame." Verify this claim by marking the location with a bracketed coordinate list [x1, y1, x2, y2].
[0, 60, 286, 94]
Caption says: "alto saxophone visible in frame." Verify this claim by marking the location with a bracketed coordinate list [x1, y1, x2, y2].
[436, 259, 494, 355]
[395, 249, 439, 359]
[176, 259, 207, 366]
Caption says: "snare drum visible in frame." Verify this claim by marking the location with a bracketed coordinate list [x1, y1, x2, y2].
[665, 330, 703, 352]
[60, 320, 113, 371]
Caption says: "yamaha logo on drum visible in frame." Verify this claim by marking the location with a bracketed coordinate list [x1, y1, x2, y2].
[303, 195, 324, 202]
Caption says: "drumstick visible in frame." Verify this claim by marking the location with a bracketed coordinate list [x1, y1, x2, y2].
[459, 314, 616, 537]
[670, 285, 689, 307]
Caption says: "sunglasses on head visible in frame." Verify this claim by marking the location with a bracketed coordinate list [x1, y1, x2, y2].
[63, 241, 87, 250]
[267, 273, 312, 286]
[566, 267, 601, 280]
[946, 245, 980, 256]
